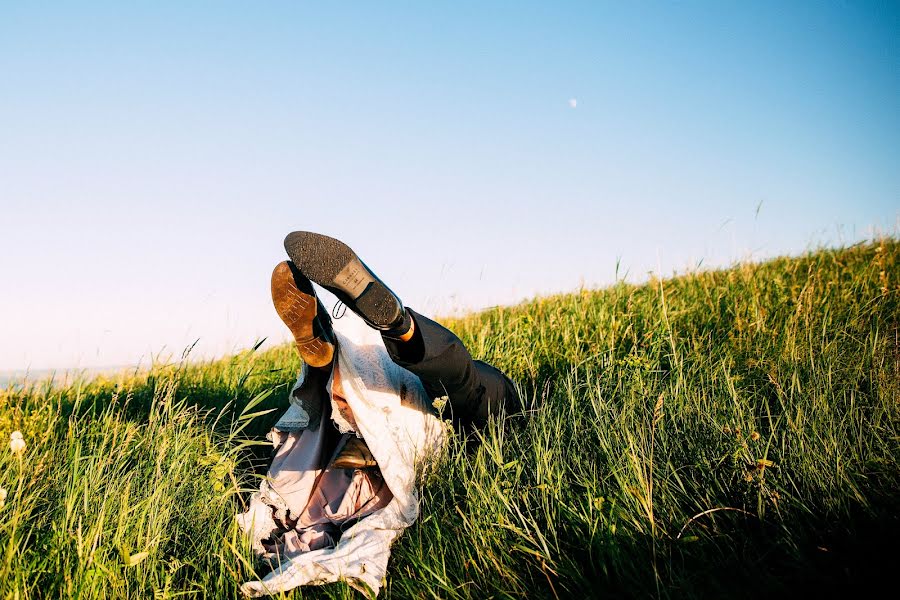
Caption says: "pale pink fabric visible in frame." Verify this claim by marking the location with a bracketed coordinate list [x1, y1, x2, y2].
[238, 313, 447, 597]
[256, 396, 393, 564]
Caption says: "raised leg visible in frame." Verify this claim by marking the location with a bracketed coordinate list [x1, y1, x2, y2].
[283, 231, 521, 428]
[382, 310, 521, 427]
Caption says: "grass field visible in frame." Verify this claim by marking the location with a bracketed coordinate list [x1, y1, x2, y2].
[1, 239, 898, 599]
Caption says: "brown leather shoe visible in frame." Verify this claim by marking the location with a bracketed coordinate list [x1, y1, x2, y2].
[271, 261, 335, 368]
[332, 436, 377, 469]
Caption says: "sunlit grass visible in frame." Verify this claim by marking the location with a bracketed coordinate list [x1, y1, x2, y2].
[1, 238, 898, 598]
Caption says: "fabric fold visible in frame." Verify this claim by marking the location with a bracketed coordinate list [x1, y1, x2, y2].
[237, 312, 447, 597]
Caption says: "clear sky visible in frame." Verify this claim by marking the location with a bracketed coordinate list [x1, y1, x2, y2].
[1, 1, 897, 372]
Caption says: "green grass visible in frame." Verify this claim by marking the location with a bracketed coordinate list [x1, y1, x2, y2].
[1, 238, 898, 599]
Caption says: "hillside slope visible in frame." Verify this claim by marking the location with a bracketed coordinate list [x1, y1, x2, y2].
[1, 239, 897, 599]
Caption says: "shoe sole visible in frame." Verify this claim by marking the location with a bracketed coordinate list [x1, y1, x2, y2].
[271, 261, 334, 367]
[283, 232, 402, 329]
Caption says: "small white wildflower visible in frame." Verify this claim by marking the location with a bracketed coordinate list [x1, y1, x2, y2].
[432, 396, 448, 411]
[0, 487, 7, 505]
[9, 431, 26, 455]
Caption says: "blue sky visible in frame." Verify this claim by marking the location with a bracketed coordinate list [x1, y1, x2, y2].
[1, 1, 897, 371]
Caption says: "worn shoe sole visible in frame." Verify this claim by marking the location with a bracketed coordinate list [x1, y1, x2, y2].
[271, 261, 335, 368]
[331, 436, 378, 470]
[283, 231, 403, 330]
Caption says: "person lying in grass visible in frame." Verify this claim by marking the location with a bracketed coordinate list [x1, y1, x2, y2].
[237, 231, 521, 597]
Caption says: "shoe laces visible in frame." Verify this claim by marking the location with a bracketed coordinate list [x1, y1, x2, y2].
[332, 300, 347, 320]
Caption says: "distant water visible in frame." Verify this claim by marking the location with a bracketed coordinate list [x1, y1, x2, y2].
[0, 366, 136, 390]
[0, 370, 51, 390]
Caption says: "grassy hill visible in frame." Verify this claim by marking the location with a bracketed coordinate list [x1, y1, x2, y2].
[1, 239, 897, 599]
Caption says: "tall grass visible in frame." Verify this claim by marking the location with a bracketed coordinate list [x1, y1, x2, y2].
[1, 238, 897, 598]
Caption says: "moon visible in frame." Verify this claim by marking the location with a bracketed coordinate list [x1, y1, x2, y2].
[568, 98, 577, 109]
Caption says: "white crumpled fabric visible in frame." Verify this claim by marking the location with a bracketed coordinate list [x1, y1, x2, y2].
[237, 311, 448, 597]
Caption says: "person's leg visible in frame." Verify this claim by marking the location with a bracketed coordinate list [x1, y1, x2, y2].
[272, 260, 379, 469]
[283, 231, 521, 428]
[381, 310, 521, 427]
